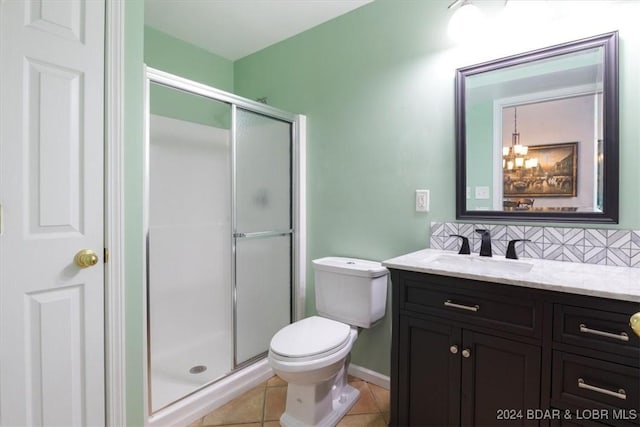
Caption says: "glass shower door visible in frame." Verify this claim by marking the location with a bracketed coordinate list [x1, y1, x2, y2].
[234, 108, 293, 365]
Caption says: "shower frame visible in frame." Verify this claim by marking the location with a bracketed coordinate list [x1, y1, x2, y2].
[143, 66, 306, 416]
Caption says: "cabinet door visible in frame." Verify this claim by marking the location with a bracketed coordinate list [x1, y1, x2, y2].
[398, 315, 462, 426]
[461, 330, 542, 426]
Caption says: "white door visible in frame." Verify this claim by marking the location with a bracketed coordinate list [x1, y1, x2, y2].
[0, 1, 105, 426]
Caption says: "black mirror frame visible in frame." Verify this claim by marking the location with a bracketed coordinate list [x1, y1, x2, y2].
[455, 31, 619, 223]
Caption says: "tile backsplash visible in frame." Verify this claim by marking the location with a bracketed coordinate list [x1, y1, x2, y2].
[430, 222, 640, 268]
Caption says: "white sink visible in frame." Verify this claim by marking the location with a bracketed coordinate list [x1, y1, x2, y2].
[430, 254, 534, 274]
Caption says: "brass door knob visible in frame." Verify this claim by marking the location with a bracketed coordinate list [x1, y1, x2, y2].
[75, 249, 99, 268]
[630, 312, 640, 337]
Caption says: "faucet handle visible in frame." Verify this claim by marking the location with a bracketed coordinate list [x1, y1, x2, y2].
[475, 228, 490, 236]
[449, 235, 471, 255]
[506, 239, 531, 260]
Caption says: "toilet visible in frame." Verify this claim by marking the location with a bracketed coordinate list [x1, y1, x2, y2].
[268, 257, 389, 427]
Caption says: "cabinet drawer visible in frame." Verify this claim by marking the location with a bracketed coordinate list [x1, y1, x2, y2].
[552, 351, 640, 424]
[401, 273, 541, 337]
[554, 304, 640, 359]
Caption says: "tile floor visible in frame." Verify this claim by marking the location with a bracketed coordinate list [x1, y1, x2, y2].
[186, 375, 390, 427]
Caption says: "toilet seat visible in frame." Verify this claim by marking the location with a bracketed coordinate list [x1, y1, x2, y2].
[270, 316, 351, 361]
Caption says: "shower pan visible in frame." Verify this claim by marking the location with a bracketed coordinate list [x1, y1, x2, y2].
[144, 68, 305, 422]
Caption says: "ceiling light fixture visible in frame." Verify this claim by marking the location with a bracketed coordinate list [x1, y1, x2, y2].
[447, 0, 485, 43]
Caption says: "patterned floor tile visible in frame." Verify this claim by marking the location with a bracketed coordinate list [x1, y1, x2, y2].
[190, 376, 389, 427]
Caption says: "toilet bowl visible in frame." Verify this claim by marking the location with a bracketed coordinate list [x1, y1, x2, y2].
[268, 257, 388, 427]
[269, 316, 359, 427]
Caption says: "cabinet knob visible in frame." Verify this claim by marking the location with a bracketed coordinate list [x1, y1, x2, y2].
[630, 312, 640, 337]
[462, 349, 471, 358]
[450, 345, 459, 354]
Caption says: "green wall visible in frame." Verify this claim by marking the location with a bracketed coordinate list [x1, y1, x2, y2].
[145, 26, 233, 128]
[125, 1, 145, 426]
[233, 0, 640, 376]
[144, 26, 234, 92]
[466, 101, 494, 210]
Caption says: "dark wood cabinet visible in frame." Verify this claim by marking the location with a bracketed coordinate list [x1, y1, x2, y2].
[397, 314, 541, 426]
[390, 268, 640, 427]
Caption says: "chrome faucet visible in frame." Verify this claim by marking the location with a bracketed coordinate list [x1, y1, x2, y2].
[475, 229, 492, 257]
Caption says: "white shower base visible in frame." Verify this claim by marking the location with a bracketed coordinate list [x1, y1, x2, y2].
[151, 332, 232, 412]
[149, 358, 273, 427]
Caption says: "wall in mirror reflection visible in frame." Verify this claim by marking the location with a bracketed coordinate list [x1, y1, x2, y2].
[465, 89, 604, 213]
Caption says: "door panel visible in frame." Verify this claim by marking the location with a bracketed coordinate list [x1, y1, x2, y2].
[27, 0, 84, 41]
[462, 330, 541, 426]
[398, 315, 461, 427]
[26, 286, 85, 426]
[0, 0, 105, 425]
[27, 59, 84, 234]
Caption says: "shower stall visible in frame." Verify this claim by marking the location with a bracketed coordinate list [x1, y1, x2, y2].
[144, 68, 305, 422]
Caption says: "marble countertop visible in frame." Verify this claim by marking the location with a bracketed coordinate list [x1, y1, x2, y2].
[382, 249, 640, 303]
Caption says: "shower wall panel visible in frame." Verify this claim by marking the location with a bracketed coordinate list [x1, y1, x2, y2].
[148, 114, 232, 411]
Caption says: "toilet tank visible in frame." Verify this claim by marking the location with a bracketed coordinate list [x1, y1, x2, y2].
[312, 257, 389, 328]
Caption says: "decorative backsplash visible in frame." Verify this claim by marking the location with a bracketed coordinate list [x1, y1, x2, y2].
[430, 222, 640, 268]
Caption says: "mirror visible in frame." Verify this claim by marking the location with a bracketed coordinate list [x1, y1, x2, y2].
[456, 32, 618, 223]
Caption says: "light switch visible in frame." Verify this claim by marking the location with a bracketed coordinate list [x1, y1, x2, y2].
[416, 189, 429, 212]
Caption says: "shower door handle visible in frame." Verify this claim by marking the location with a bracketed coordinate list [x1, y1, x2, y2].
[233, 230, 293, 239]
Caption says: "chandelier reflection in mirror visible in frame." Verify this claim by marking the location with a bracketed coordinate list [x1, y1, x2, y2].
[502, 107, 538, 172]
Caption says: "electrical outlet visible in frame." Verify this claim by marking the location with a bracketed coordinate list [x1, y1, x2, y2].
[475, 186, 490, 200]
[416, 189, 430, 212]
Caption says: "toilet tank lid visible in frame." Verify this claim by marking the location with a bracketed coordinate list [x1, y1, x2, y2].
[312, 257, 388, 278]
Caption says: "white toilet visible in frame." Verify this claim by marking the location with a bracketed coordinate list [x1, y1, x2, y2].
[268, 257, 389, 427]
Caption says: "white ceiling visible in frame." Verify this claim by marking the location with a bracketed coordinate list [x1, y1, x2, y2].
[144, 0, 372, 61]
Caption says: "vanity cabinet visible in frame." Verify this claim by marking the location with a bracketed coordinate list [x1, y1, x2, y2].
[398, 315, 541, 426]
[550, 299, 640, 427]
[390, 269, 640, 427]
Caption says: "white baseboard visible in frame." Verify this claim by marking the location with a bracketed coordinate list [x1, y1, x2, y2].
[148, 359, 273, 427]
[348, 364, 390, 390]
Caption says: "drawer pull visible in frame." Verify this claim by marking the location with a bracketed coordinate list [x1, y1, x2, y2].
[444, 300, 479, 312]
[578, 378, 626, 400]
[579, 323, 629, 342]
